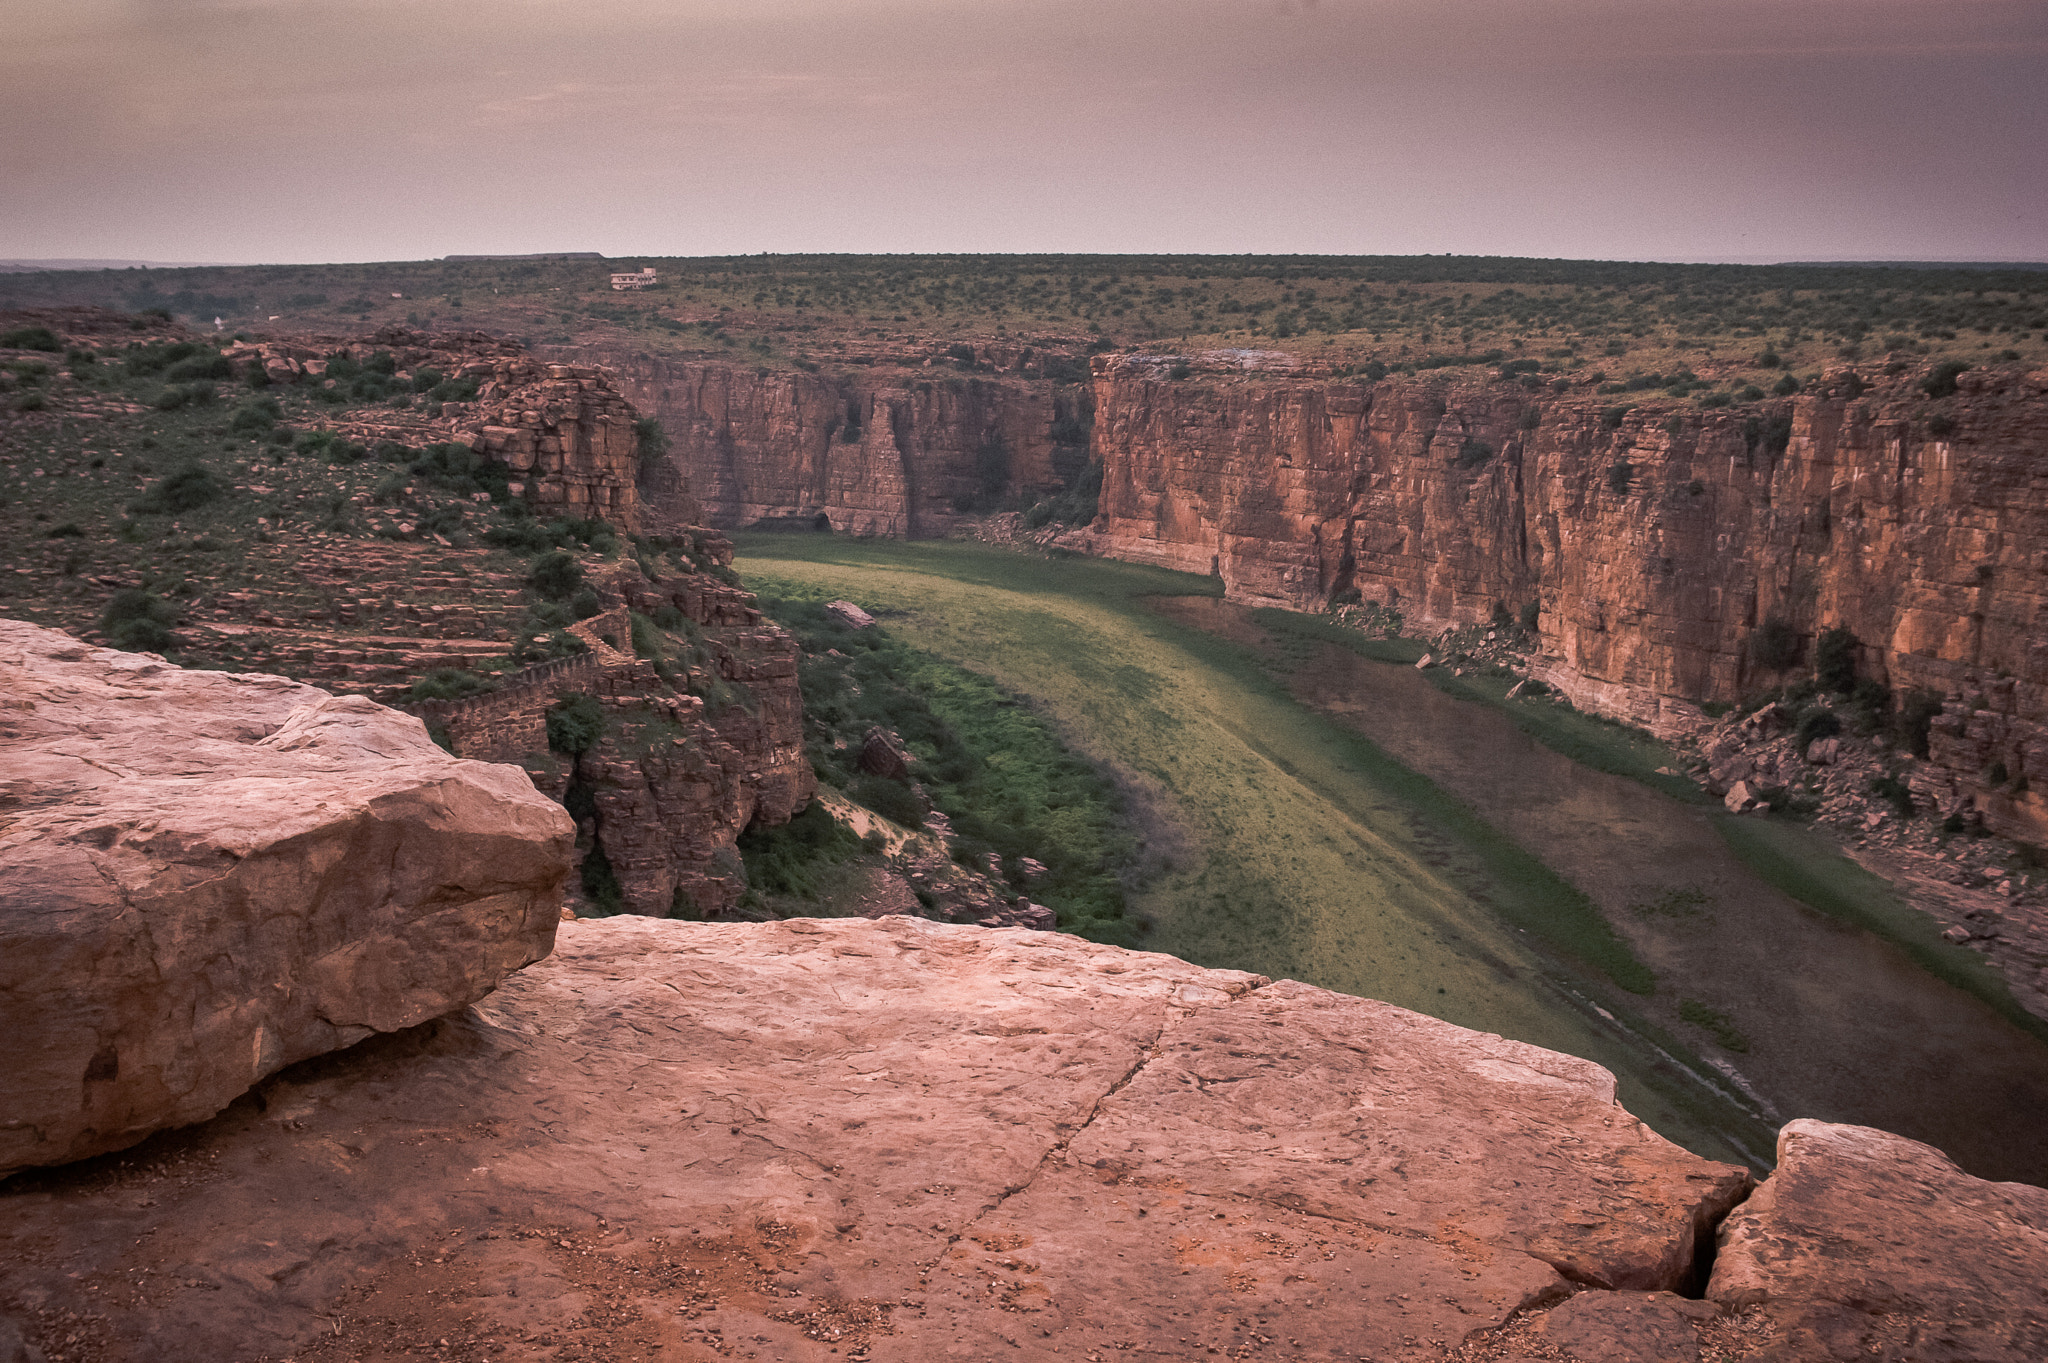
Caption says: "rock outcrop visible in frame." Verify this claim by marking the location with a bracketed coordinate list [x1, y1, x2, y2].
[0, 620, 573, 1177]
[1075, 356, 2048, 839]
[586, 353, 1070, 534]
[1, 915, 1752, 1361]
[1710, 1118, 2048, 1361]
[2, 916, 2035, 1361]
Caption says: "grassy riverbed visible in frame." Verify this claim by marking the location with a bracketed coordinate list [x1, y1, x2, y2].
[735, 534, 1773, 1167]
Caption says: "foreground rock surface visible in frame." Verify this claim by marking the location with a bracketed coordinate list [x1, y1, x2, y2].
[1711, 1119, 2048, 1361]
[0, 620, 573, 1177]
[0, 915, 1760, 1361]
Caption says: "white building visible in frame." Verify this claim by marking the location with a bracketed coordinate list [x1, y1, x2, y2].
[610, 267, 658, 291]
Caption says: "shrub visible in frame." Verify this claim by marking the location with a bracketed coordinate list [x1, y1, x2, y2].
[545, 694, 608, 755]
[849, 771, 923, 828]
[130, 463, 223, 514]
[410, 366, 445, 393]
[164, 353, 233, 383]
[1919, 362, 1969, 399]
[529, 550, 584, 600]
[1797, 708, 1842, 746]
[44, 521, 83, 539]
[1520, 407, 1541, 431]
[1869, 773, 1916, 817]
[1606, 458, 1634, 495]
[569, 586, 604, 620]
[407, 668, 497, 702]
[1894, 688, 1945, 758]
[634, 417, 669, 475]
[229, 396, 282, 432]
[1600, 404, 1630, 430]
[1749, 614, 1801, 671]
[1814, 625, 1857, 693]
[101, 588, 179, 652]
[3, 325, 62, 351]
[1518, 601, 1540, 632]
[1773, 373, 1800, 396]
[1755, 350, 1781, 368]
[1926, 413, 1956, 437]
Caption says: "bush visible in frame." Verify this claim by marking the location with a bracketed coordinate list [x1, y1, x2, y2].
[1606, 459, 1634, 495]
[164, 352, 233, 383]
[1797, 708, 1842, 746]
[1749, 614, 1801, 671]
[2, 325, 61, 351]
[1894, 688, 1945, 759]
[1600, 405, 1630, 430]
[44, 521, 83, 539]
[407, 668, 497, 702]
[130, 463, 223, 515]
[1920, 362, 1969, 399]
[1518, 601, 1540, 632]
[101, 588, 179, 652]
[1773, 373, 1801, 396]
[411, 366, 444, 393]
[848, 771, 923, 828]
[1869, 773, 1916, 817]
[529, 550, 584, 600]
[228, 396, 282, 432]
[545, 694, 608, 755]
[1926, 413, 1956, 437]
[1814, 625, 1857, 693]
[634, 417, 669, 476]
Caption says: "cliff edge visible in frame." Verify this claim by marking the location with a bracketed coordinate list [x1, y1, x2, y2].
[4, 915, 2042, 1361]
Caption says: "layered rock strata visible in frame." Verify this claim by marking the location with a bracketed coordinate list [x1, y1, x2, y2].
[1074, 356, 2048, 841]
[586, 353, 1067, 534]
[0, 619, 572, 1177]
[236, 328, 652, 531]
[2, 916, 2036, 1361]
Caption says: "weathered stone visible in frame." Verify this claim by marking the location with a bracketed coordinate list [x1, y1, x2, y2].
[1535, 1290, 1711, 1362]
[1710, 1118, 2048, 1361]
[824, 598, 875, 629]
[856, 725, 915, 779]
[1723, 778, 1761, 812]
[0, 916, 1752, 1361]
[0, 620, 572, 1176]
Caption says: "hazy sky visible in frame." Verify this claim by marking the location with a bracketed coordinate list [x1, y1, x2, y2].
[3, 0, 2044, 264]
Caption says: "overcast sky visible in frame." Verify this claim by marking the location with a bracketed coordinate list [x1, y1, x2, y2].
[3, 0, 2044, 264]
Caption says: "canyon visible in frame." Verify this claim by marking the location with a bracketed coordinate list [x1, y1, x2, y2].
[597, 346, 2048, 849]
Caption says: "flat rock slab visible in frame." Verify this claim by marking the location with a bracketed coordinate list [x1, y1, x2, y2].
[0, 620, 572, 1175]
[1710, 1118, 2048, 1361]
[0, 916, 1750, 1362]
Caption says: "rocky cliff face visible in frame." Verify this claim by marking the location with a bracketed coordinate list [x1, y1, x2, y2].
[1075, 355, 2048, 841]
[581, 353, 1069, 534]
[4, 915, 2040, 1362]
[0, 620, 571, 1176]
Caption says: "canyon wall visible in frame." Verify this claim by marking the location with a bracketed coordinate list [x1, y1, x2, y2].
[1072, 356, 2048, 841]
[580, 352, 1071, 534]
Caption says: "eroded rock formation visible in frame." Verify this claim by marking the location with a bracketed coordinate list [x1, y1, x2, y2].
[1073, 355, 2048, 841]
[2, 916, 2036, 1361]
[0, 619, 571, 1177]
[585, 353, 1070, 534]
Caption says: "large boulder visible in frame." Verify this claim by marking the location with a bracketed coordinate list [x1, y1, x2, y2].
[0, 620, 573, 1176]
[0, 915, 1752, 1362]
[1710, 1118, 2048, 1361]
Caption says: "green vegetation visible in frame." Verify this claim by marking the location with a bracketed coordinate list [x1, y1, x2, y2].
[753, 589, 1135, 940]
[100, 588, 179, 652]
[545, 693, 607, 755]
[1679, 998, 1752, 1053]
[7, 255, 2043, 379]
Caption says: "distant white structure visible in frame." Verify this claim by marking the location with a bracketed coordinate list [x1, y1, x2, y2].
[610, 266, 658, 291]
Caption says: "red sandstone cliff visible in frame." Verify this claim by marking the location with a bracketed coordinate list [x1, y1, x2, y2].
[1070, 355, 2048, 843]
[581, 353, 1069, 533]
